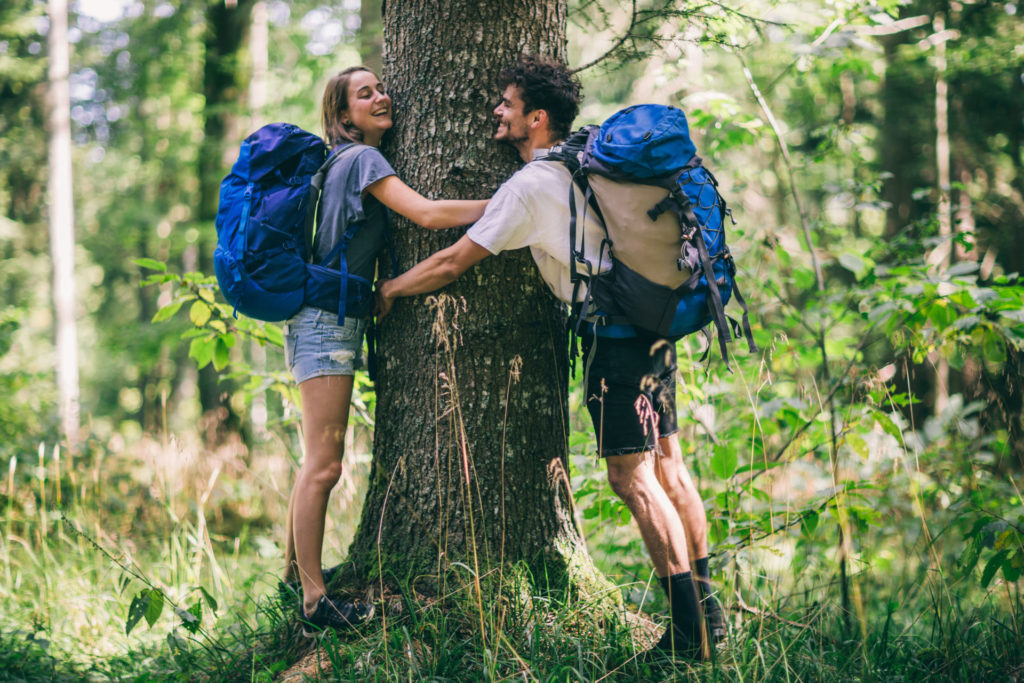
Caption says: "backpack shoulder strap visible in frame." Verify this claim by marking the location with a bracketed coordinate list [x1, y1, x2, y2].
[303, 143, 363, 260]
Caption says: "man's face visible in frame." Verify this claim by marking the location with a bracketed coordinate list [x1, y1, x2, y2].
[493, 85, 531, 146]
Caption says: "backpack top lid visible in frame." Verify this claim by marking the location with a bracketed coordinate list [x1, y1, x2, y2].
[231, 123, 326, 183]
[589, 104, 697, 179]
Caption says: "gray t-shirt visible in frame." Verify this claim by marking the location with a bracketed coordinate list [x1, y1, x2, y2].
[312, 145, 396, 284]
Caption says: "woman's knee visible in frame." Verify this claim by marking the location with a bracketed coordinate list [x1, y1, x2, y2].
[298, 461, 343, 493]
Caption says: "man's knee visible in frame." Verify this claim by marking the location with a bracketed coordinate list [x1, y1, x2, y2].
[606, 464, 635, 500]
[607, 456, 659, 507]
[661, 469, 698, 504]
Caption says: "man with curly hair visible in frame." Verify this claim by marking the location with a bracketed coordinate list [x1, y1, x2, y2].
[376, 54, 724, 660]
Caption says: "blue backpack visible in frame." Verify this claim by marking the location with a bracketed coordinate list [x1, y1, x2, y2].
[546, 104, 757, 368]
[213, 123, 376, 324]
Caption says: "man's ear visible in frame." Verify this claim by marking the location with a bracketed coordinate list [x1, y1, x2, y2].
[529, 109, 549, 130]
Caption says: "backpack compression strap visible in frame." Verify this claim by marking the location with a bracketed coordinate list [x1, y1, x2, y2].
[567, 170, 611, 335]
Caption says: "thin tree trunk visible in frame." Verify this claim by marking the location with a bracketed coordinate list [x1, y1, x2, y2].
[346, 0, 611, 604]
[47, 0, 80, 448]
[930, 12, 951, 415]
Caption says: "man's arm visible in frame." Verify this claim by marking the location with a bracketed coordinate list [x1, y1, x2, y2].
[376, 234, 492, 317]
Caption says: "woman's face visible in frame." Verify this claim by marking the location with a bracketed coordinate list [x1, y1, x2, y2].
[343, 70, 392, 146]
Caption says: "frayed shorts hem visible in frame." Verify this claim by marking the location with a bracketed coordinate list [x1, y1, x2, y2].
[283, 307, 367, 385]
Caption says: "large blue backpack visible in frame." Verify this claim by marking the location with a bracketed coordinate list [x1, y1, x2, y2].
[213, 123, 376, 324]
[546, 104, 757, 368]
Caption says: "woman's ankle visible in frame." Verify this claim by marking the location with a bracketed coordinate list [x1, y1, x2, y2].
[303, 592, 325, 616]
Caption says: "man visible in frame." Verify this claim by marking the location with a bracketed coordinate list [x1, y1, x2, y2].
[376, 55, 724, 659]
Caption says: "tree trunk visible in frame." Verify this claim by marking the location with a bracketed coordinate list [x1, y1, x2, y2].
[47, 0, 80, 449]
[346, 0, 611, 603]
[197, 0, 255, 444]
[930, 12, 951, 415]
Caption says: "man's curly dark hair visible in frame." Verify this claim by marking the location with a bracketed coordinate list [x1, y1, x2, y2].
[498, 55, 582, 140]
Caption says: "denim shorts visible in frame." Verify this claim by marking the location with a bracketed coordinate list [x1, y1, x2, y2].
[283, 307, 367, 384]
[582, 334, 680, 457]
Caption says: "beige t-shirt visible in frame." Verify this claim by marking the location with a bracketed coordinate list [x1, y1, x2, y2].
[466, 153, 611, 304]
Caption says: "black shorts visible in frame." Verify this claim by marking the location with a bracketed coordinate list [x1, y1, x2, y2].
[582, 333, 680, 457]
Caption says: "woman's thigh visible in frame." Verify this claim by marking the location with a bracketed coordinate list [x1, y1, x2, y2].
[299, 375, 355, 439]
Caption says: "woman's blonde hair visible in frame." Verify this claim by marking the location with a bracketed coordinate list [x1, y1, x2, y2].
[321, 66, 375, 147]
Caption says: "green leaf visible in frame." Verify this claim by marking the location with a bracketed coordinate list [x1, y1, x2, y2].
[213, 337, 231, 370]
[747, 486, 770, 503]
[140, 273, 178, 287]
[874, 411, 902, 442]
[189, 337, 215, 369]
[735, 459, 782, 475]
[264, 324, 284, 348]
[152, 300, 185, 323]
[837, 253, 864, 278]
[981, 550, 1009, 588]
[190, 301, 212, 327]
[132, 257, 167, 272]
[710, 445, 738, 480]
[618, 504, 632, 526]
[145, 589, 164, 627]
[175, 603, 201, 634]
[199, 587, 218, 613]
[801, 511, 819, 536]
[792, 266, 816, 291]
[927, 302, 956, 329]
[126, 591, 149, 636]
[846, 433, 869, 459]
[982, 330, 1007, 364]
[1004, 555, 1022, 582]
[953, 315, 981, 331]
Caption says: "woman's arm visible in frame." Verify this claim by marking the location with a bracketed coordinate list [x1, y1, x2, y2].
[366, 175, 488, 230]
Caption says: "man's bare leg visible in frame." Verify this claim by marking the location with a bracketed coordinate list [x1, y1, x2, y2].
[654, 434, 725, 641]
[605, 450, 706, 658]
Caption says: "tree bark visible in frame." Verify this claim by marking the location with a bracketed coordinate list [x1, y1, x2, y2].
[345, 0, 611, 603]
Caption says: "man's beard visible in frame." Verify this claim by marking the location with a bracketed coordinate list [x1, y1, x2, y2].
[495, 120, 527, 147]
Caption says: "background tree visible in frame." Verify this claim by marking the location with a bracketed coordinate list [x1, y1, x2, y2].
[47, 0, 80, 449]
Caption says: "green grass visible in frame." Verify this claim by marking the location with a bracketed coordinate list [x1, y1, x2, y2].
[1, 402, 1022, 681]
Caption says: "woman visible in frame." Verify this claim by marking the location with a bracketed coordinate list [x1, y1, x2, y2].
[283, 66, 487, 635]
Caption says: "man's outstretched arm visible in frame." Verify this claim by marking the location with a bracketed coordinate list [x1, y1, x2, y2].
[376, 234, 492, 317]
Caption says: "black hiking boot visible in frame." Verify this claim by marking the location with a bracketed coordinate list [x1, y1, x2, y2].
[648, 623, 703, 661]
[700, 585, 727, 642]
[653, 571, 711, 661]
[693, 557, 727, 644]
[278, 563, 343, 602]
[298, 595, 374, 638]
